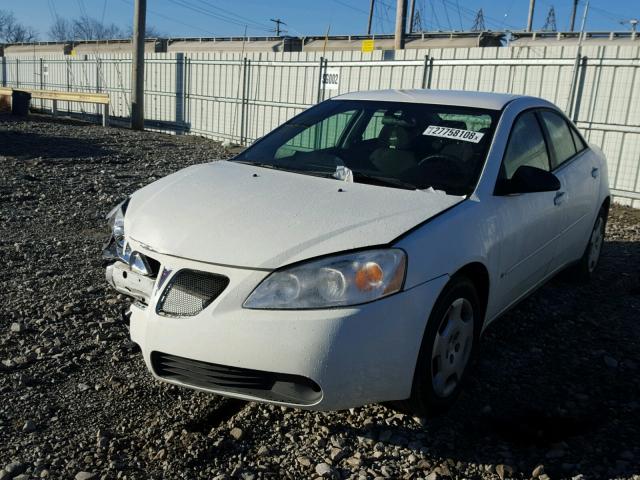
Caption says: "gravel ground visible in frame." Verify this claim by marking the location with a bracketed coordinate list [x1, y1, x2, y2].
[1, 114, 639, 480]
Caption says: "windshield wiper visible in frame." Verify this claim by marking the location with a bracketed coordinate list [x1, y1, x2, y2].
[353, 172, 417, 190]
[233, 160, 282, 170]
[234, 160, 334, 178]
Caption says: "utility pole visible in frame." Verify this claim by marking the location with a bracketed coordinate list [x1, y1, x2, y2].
[408, 0, 416, 34]
[569, 0, 579, 32]
[131, 0, 146, 130]
[270, 18, 286, 36]
[367, 0, 375, 35]
[394, 0, 407, 50]
[526, 0, 536, 32]
[578, 0, 589, 40]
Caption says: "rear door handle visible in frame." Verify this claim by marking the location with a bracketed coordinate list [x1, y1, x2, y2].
[554, 191, 566, 206]
[591, 167, 599, 178]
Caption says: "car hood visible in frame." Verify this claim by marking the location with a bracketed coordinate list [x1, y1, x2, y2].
[125, 161, 463, 269]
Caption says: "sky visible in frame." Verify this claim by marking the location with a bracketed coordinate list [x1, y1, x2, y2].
[5, 0, 639, 40]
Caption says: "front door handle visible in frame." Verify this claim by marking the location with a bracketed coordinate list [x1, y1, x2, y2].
[591, 167, 600, 178]
[554, 191, 566, 206]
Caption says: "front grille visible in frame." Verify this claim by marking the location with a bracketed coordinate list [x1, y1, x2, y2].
[151, 352, 322, 405]
[157, 270, 229, 317]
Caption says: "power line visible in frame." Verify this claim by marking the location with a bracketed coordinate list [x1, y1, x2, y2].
[330, 0, 390, 29]
[101, 0, 108, 25]
[430, 1, 442, 30]
[167, 0, 272, 33]
[117, 0, 219, 36]
[454, 0, 464, 30]
[441, 0, 519, 30]
[189, 0, 272, 31]
[441, 0, 453, 30]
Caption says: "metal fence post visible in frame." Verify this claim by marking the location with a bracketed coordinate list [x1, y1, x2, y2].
[566, 49, 582, 116]
[174, 53, 185, 131]
[0, 56, 6, 87]
[96, 57, 101, 117]
[186, 56, 192, 129]
[571, 55, 588, 122]
[316, 56, 327, 104]
[15, 58, 19, 87]
[421, 54, 434, 89]
[66, 58, 71, 113]
[96, 58, 101, 92]
[240, 57, 248, 145]
[244, 58, 251, 144]
[39, 58, 44, 110]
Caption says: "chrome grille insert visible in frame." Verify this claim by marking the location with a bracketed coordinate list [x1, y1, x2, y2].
[157, 269, 229, 317]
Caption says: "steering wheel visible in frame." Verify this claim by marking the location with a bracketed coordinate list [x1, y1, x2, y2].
[416, 153, 466, 185]
[418, 153, 460, 167]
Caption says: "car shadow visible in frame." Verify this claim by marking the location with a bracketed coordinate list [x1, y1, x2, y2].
[329, 238, 640, 479]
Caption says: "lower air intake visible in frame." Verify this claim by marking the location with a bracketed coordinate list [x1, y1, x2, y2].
[151, 352, 322, 405]
[157, 270, 229, 317]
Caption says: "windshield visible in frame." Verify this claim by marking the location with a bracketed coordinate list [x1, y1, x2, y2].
[233, 99, 498, 195]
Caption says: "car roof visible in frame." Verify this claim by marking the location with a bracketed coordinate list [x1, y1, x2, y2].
[332, 89, 524, 111]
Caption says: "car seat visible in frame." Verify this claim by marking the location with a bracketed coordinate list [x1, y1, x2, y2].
[370, 116, 418, 175]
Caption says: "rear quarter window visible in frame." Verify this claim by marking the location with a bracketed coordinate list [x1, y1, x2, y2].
[570, 126, 588, 152]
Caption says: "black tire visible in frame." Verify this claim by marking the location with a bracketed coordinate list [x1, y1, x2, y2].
[570, 205, 607, 282]
[398, 276, 481, 417]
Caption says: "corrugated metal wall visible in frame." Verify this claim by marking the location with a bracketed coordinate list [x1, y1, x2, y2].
[1, 45, 639, 205]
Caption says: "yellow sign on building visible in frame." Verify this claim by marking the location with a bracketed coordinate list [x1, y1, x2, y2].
[361, 39, 375, 53]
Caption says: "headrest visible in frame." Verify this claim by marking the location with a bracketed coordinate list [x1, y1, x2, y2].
[381, 114, 416, 128]
[439, 120, 467, 130]
[379, 125, 411, 149]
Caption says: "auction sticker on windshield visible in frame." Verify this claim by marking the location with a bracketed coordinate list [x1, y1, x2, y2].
[423, 125, 485, 143]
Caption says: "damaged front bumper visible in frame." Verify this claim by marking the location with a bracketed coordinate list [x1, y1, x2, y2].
[105, 260, 155, 304]
[103, 225, 160, 307]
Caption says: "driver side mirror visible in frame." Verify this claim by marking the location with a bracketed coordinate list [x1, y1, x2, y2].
[495, 165, 561, 195]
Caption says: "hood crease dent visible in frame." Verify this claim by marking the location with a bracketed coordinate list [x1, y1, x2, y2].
[125, 161, 463, 270]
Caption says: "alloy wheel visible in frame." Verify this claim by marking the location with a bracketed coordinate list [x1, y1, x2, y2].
[587, 216, 604, 273]
[431, 297, 474, 398]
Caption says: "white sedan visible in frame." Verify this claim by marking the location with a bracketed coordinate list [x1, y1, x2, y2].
[103, 89, 609, 414]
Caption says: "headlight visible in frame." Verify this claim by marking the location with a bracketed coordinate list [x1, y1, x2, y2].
[244, 249, 406, 309]
[106, 198, 129, 248]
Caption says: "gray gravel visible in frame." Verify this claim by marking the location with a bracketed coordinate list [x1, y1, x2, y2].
[1, 114, 639, 480]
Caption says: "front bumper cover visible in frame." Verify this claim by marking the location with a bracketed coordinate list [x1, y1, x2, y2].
[115, 238, 449, 410]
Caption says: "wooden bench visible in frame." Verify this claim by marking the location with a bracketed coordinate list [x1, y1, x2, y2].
[0, 87, 110, 126]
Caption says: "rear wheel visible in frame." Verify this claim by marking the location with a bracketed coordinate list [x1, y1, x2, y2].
[402, 276, 480, 416]
[571, 205, 607, 281]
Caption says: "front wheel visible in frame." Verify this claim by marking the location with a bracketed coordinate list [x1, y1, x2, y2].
[401, 276, 480, 416]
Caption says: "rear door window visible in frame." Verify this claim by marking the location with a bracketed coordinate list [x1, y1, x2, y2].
[539, 110, 578, 169]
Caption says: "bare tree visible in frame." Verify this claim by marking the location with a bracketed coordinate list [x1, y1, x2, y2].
[72, 15, 123, 40]
[48, 15, 164, 41]
[124, 24, 164, 38]
[48, 17, 74, 42]
[0, 9, 38, 43]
